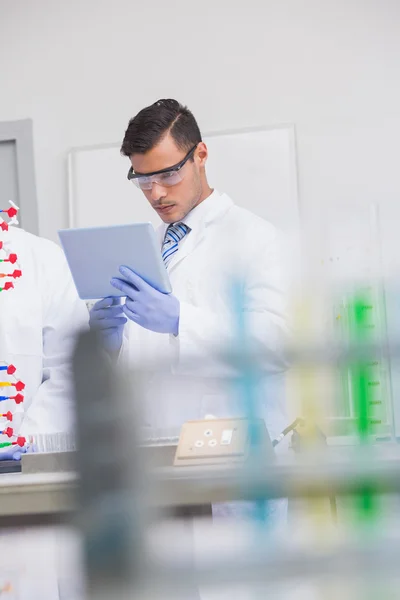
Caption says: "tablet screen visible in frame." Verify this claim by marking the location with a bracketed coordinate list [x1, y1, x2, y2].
[59, 222, 171, 299]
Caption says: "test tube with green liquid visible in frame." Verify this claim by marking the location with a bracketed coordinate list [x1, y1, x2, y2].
[335, 285, 389, 438]
[350, 292, 378, 522]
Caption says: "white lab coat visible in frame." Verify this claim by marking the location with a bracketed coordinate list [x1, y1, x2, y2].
[0, 226, 88, 435]
[121, 191, 289, 441]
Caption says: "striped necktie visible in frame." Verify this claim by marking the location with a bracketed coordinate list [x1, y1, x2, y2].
[162, 222, 190, 267]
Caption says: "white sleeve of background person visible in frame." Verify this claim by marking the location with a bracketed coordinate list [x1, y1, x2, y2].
[19, 238, 89, 435]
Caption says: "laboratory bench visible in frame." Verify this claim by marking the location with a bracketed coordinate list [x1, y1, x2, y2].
[1, 442, 400, 528]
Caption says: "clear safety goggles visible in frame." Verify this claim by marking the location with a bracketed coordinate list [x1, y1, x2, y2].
[127, 144, 198, 190]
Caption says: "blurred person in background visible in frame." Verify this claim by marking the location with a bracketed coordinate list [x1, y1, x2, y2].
[0, 222, 88, 458]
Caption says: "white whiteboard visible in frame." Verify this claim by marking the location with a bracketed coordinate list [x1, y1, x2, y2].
[67, 125, 299, 232]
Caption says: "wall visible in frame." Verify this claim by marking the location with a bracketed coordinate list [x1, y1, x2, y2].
[0, 0, 399, 243]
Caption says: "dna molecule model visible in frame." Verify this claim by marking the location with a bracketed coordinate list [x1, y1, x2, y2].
[0, 202, 26, 451]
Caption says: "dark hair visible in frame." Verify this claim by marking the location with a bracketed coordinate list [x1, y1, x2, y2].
[120, 99, 202, 157]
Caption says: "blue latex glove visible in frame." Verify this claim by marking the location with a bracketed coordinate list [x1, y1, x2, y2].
[89, 297, 127, 355]
[111, 266, 180, 335]
[0, 444, 27, 461]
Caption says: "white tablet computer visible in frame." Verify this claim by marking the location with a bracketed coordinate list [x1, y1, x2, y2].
[58, 223, 171, 300]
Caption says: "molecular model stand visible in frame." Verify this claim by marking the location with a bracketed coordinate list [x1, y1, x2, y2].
[0, 202, 26, 450]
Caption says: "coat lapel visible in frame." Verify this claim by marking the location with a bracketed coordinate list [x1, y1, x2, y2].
[167, 221, 206, 271]
[157, 192, 234, 273]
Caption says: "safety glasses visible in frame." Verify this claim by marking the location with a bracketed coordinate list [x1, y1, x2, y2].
[127, 144, 198, 190]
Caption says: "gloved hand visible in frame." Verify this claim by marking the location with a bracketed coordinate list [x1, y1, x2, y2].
[89, 297, 127, 355]
[111, 266, 180, 335]
[0, 444, 27, 461]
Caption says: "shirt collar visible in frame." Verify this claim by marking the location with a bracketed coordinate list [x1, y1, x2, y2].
[182, 189, 220, 230]
[160, 189, 221, 239]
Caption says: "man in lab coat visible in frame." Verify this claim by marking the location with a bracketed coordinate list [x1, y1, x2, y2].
[0, 223, 88, 445]
[90, 98, 289, 449]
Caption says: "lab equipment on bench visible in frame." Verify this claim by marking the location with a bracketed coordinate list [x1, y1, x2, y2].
[58, 222, 172, 300]
[174, 417, 274, 467]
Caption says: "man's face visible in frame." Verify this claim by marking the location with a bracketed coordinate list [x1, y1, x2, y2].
[130, 134, 207, 224]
